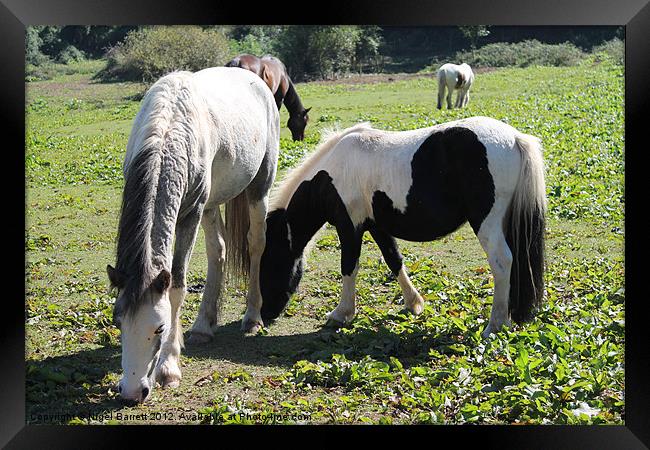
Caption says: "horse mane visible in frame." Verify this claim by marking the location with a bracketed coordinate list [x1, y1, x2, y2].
[114, 146, 160, 316]
[283, 81, 303, 113]
[270, 122, 373, 211]
[114, 71, 201, 316]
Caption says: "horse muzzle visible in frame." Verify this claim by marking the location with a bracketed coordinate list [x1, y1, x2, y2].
[118, 379, 152, 405]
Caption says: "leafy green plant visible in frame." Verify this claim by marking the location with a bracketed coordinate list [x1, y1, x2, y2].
[98, 26, 231, 83]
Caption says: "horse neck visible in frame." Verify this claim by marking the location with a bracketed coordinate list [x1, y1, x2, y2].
[282, 79, 304, 115]
[286, 198, 326, 257]
[118, 147, 185, 278]
[150, 172, 183, 268]
[284, 167, 352, 257]
[271, 123, 374, 211]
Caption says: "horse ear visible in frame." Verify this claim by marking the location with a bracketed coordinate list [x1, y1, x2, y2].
[107, 265, 126, 289]
[152, 269, 171, 293]
[304, 107, 312, 115]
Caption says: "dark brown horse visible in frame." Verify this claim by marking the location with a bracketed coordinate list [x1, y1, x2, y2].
[225, 54, 311, 141]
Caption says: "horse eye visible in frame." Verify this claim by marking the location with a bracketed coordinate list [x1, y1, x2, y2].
[154, 325, 164, 335]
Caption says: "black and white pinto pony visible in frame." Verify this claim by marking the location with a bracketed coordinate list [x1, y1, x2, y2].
[258, 117, 546, 339]
[106, 67, 279, 404]
[437, 63, 475, 109]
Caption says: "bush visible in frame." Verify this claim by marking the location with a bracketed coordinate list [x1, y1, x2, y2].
[273, 26, 382, 81]
[26, 27, 49, 66]
[56, 45, 85, 64]
[226, 25, 282, 57]
[455, 40, 586, 68]
[98, 26, 231, 82]
[591, 38, 624, 65]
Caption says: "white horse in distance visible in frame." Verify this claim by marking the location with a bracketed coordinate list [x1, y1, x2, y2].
[437, 63, 475, 109]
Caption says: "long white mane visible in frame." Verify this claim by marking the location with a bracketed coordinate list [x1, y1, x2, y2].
[114, 71, 208, 315]
[123, 71, 204, 174]
[270, 122, 373, 210]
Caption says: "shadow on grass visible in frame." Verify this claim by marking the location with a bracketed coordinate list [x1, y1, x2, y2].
[26, 315, 462, 424]
[183, 315, 463, 370]
[26, 344, 123, 424]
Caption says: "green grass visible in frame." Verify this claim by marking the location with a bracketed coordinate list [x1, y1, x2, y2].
[25, 58, 624, 424]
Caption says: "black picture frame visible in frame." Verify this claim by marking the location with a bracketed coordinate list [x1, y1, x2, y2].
[6, 0, 648, 447]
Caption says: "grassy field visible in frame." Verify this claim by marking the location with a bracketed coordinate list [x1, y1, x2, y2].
[25, 58, 624, 424]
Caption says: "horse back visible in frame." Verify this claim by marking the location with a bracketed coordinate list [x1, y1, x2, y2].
[192, 67, 280, 204]
[438, 63, 472, 89]
[225, 54, 288, 96]
[316, 119, 519, 241]
[371, 119, 520, 240]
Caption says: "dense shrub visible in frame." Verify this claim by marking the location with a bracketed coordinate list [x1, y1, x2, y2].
[273, 26, 382, 81]
[455, 40, 586, 68]
[591, 38, 624, 65]
[26, 25, 136, 67]
[98, 26, 231, 82]
[226, 25, 283, 57]
[56, 45, 85, 64]
[26, 27, 48, 66]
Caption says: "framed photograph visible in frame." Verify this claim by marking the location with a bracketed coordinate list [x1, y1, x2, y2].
[8, 0, 649, 446]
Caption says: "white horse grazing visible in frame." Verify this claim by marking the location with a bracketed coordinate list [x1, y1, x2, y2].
[107, 67, 279, 404]
[437, 63, 475, 109]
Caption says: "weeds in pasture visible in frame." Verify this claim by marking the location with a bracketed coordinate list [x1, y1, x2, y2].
[25, 60, 624, 424]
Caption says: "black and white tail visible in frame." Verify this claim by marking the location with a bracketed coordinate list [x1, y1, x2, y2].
[507, 133, 546, 323]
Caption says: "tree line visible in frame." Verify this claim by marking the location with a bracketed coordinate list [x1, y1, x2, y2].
[26, 25, 622, 81]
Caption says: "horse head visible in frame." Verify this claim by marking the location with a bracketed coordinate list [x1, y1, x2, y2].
[107, 265, 172, 404]
[259, 209, 305, 321]
[287, 107, 311, 141]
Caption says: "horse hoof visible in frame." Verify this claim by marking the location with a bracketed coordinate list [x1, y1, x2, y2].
[324, 317, 347, 329]
[406, 297, 425, 316]
[481, 328, 495, 339]
[161, 376, 181, 389]
[241, 319, 263, 334]
[186, 331, 213, 345]
[482, 320, 512, 339]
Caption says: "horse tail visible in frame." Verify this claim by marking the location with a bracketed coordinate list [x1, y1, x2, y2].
[506, 132, 546, 324]
[436, 68, 445, 85]
[224, 191, 251, 284]
[455, 72, 465, 89]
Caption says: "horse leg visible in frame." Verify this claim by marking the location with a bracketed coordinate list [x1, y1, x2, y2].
[446, 84, 454, 109]
[455, 89, 463, 108]
[241, 141, 278, 333]
[476, 217, 513, 338]
[459, 85, 470, 107]
[326, 264, 359, 326]
[437, 77, 446, 109]
[326, 230, 362, 326]
[241, 198, 269, 333]
[157, 208, 203, 388]
[187, 206, 226, 344]
[369, 226, 424, 315]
